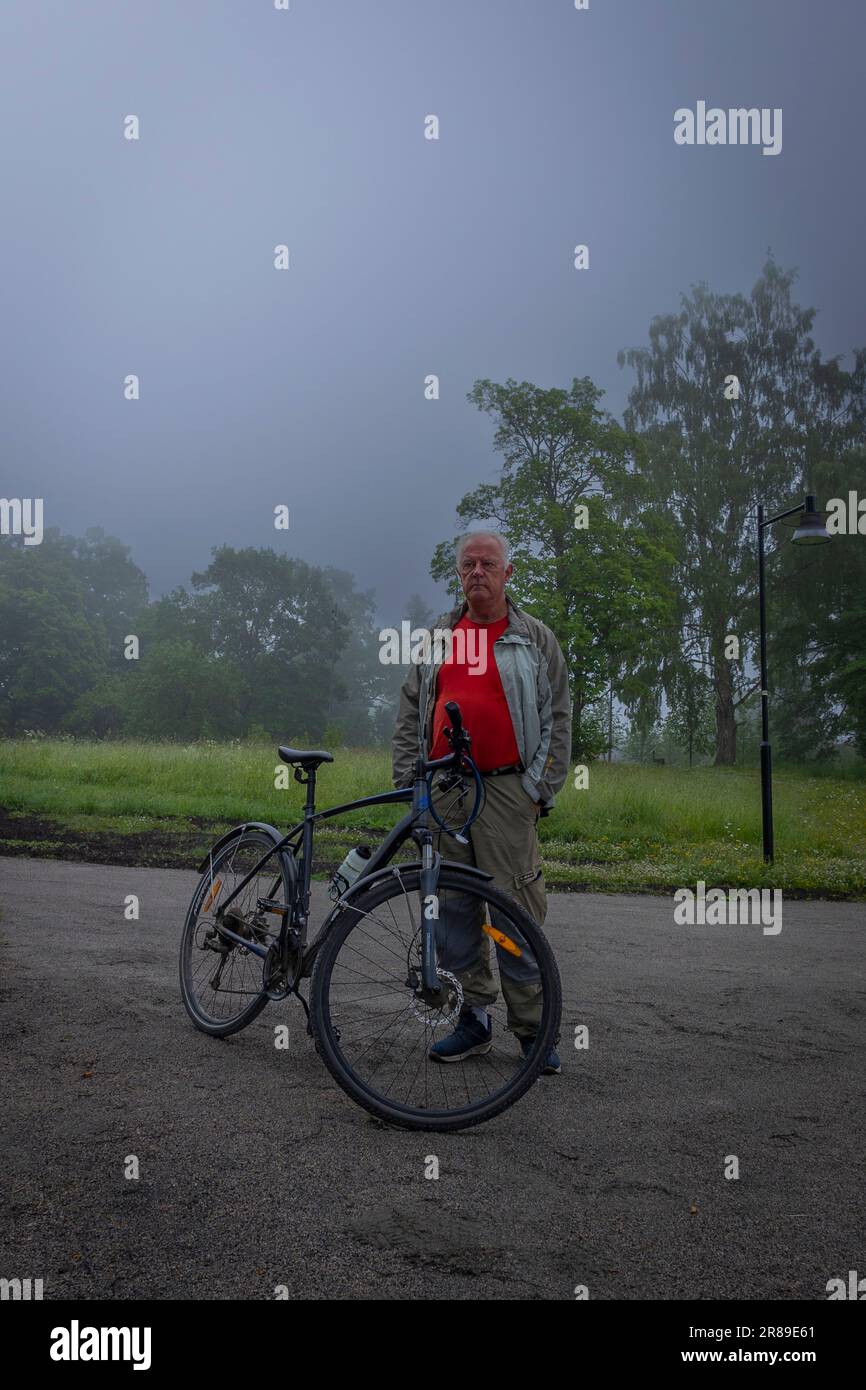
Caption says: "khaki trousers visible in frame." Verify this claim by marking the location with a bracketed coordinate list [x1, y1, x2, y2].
[429, 772, 548, 1038]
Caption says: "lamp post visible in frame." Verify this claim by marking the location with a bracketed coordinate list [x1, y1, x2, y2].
[756, 494, 831, 863]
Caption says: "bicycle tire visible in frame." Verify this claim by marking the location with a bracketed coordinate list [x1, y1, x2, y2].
[179, 829, 290, 1038]
[309, 864, 562, 1132]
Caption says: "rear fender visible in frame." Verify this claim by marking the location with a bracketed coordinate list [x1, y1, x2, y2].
[196, 822, 287, 873]
[197, 825, 298, 907]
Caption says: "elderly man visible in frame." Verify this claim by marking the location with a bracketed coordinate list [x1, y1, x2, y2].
[392, 531, 572, 1073]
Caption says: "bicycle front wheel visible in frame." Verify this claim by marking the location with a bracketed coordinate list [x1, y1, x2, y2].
[309, 865, 561, 1131]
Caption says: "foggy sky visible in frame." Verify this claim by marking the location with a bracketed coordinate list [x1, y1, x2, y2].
[2, 0, 864, 620]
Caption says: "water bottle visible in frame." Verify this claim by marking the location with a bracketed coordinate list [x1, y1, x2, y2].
[329, 844, 372, 900]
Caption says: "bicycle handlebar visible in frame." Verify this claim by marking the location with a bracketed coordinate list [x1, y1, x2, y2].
[420, 700, 472, 774]
[418, 701, 485, 841]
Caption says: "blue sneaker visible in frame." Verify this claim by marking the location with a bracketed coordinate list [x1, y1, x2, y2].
[519, 1037, 561, 1074]
[429, 1009, 493, 1063]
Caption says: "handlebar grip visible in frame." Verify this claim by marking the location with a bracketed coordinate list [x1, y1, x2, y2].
[444, 701, 463, 733]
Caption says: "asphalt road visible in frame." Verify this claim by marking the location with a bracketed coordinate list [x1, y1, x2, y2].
[1, 855, 863, 1301]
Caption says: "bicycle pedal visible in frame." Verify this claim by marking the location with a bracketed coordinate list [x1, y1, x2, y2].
[257, 898, 290, 915]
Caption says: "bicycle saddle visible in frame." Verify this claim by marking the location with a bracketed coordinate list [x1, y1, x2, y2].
[277, 746, 334, 769]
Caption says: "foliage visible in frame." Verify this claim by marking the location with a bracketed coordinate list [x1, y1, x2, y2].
[432, 376, 679, 758]
[619, 256, 866, 765]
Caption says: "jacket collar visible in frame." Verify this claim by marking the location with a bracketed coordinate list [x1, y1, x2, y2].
[441, 591, 528, 637]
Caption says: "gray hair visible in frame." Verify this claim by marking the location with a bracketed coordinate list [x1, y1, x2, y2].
[455, 530, 510, 567]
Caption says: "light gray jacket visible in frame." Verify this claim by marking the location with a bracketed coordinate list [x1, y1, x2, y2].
[392, 594, 572, 810]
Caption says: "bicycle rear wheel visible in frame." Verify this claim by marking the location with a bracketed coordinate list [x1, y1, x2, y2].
[309, 865, 561, 1131]
[179, 830, 290, 1037]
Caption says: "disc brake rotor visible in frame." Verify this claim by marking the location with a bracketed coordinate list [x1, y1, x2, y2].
[409, 969, 463, 1029]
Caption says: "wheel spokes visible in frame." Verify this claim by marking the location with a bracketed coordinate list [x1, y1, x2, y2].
[186, 841, 281, 1023]
[322, 879, 546, 1117]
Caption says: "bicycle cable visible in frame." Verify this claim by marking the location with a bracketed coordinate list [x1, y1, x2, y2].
[424, 756, 485, 843]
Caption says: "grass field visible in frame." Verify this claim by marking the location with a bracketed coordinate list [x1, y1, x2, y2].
[1, 738, 865, 897]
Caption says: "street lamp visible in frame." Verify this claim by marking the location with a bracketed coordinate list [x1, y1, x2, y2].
[756, 494, 831, 863]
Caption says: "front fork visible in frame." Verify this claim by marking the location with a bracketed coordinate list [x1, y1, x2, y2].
[418, 832, 442, 994]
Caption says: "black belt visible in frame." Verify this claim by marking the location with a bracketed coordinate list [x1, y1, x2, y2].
[481, 763, 524, 778]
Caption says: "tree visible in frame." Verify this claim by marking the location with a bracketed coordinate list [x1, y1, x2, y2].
[621, 711, 664, 764]
[432, 377, 679, 758]
[0, 534, 107, 732]
[65, 674, 133, 738]
[0, 588, 104, 733]
[0, 527, 150, 733]
[825, 603, 866, 757]
[664, 665, 716, 766]
[122, 639, 243, 740]
[61, 527, 149, 664]
[765, 452, 866, 762]
[619, 256, 866, 764]
[321, 566, 394, 745]
[190, 547, 350, 740]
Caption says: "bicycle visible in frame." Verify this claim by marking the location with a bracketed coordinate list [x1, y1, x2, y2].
[179, 702, 562, 1131]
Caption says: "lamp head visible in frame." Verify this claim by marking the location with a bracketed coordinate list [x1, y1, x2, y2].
[791, 495, 831, 545]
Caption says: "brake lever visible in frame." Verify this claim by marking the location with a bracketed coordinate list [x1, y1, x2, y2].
[435, 770, 466, 798]
[427, 758, 479, 845]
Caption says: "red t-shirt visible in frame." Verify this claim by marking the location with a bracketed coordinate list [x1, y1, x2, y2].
[429, 614, 521, 772]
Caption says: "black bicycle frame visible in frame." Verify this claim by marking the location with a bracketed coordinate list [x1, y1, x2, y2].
[206, 749, 469, 993]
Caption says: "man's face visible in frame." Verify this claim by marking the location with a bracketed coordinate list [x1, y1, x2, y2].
[456, 537, 512, 607]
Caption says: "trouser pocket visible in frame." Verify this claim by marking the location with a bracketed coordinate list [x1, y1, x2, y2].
[509, 863, 547, 927]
